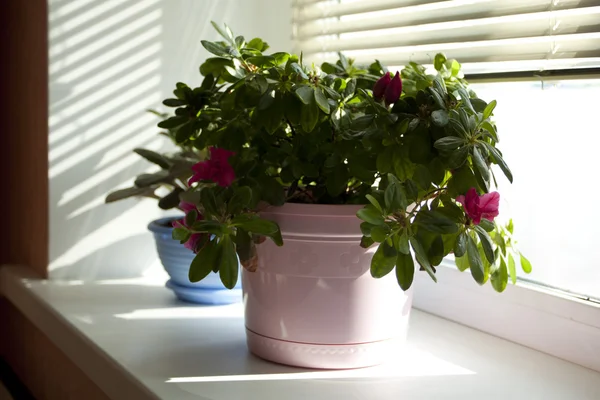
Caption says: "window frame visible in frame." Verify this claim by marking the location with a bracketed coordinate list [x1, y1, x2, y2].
[413, 259, 600, 372]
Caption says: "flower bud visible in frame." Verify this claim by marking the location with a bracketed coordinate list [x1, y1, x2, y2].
[384, 72, 402, 106]
[373, 72, 391, 101]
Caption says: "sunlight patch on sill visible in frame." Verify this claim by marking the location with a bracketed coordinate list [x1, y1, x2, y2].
[166, 348, 475, 383]
[114, 304, 244, 320]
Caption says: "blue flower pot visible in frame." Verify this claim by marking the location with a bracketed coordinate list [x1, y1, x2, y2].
[148, 217, 242, 305]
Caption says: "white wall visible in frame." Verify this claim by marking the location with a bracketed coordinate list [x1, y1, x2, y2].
[49, 0, 293, 280]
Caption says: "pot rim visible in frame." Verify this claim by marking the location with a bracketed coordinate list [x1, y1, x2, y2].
[148, 216, 181, 233]
[261, 202, 365, 217]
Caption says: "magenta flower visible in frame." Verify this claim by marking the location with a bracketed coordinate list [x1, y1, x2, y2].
[384, 72, 402, 106]
[188, 147, 236, 187]
[456, 187, 500, 225]
[172, 201, 205, 253]
[373, 72, 392, 102]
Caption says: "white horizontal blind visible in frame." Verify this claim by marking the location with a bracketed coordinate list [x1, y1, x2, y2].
[293, 0, 600, 74]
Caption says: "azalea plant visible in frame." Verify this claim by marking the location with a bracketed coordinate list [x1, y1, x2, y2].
[109, 23, 532, 293]
[105, 110, 201, 211]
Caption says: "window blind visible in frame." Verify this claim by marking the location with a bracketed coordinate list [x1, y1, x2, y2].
[292, 0, 600, 75]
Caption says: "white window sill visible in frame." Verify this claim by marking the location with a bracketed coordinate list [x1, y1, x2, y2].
[1, 265, 600, 400]
[414, 260, 600, 372]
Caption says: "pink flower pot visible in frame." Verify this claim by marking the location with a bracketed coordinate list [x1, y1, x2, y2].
[242, 203, 413, 369]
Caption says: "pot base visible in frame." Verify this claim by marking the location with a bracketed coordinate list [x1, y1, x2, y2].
[246, 328, 404, 369]
[165, 280, 242, 305]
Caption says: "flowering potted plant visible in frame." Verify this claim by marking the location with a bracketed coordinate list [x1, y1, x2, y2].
[111, 22, 532, 369]
[105, 113, 242, 305]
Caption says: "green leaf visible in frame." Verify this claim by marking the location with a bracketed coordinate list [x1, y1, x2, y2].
[447, 145, 469, 169]
[105, 186, 152, 203]
[247, 74, 268, 94]
[290, 62, 308, 79]
[520, 253, 532, 273]
[455, 255, 470, 271]
[484, 143, 513, 183]
[162, 98, 186, 107]
[376, 147, 394, 174]
[357, 205, 385, 226]
[447, 165, 477, 198]
[191, 220, 229, 235]
[370, 241, 397, 278]
[257, 176, 285, 206]
[175, 121, 196, 143]
[270, 229, 284, 247]
[384, 180, 407, 212]
[201, 40, 230, 57]
[231, 215, 278, 235]
[396, 252, 415, 291]
[479, 218, 495, 232]
[410, 236, 437, 282]
[227, 186, 252, 215]
[475, 226, 495, 264]
[449, 59, 461, 77]
[437, 198, 464, 222]
[366, 194, 383, 213]
[295, 85, 313, 105]
[134, 171, 169, 187]
[189, 238, 220, 282]
[172, 227, 190, 242]
[413, 165, 432, 190]
[416, 210, 458, 234]
[271, 52, 291, 65]
[326, 164, 348, 197]
[434, 137, 465, 151]
[480, 121, 499, 142]
[300, 97, 319, 132]
[454, 231, 467, 257]
[314, 88, 330, 114]
[404, 179, 419, 202]
[344, 78, 356, 99]
[247, 38, 265, 50]
[370, 225, 389, 243]
[457, 88, 474, 112]
[508, 253, 517, 284]
[219, 235, 239, 289]
[431, 109, 449, 127]
[395, 231, 410, 254]
[471, 98, 487, 113]
[483, 99, 497, 120]
[200, 57, 234, 77]
[200, 188, 220, 217]
[434, 53, 447, 71]
[322, 85, 341, 100]
[393, 147, 416, 180]
[360, 222, 373, 236]
[247, 56, 276, 68]
[158, 116, 187, 129]
[159, 187, 183, 210]
[235, 35, 245, 48]
[211, 21, 234, 42]
[491, 255, 508, 293]
[185, 210, 198, 227]
[467, 234, 485, 284]
[471, 145, 490, 182]
[360, 235, 375, 248]
[428, 234, 445, 267]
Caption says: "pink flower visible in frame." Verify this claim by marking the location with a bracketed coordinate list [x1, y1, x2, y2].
[384, 72, 402, 106]
[172, 202, 205, 253]
[456, 187, 500, 225]
[373, 72, 391, 102]
[188, 147, 236, 187]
